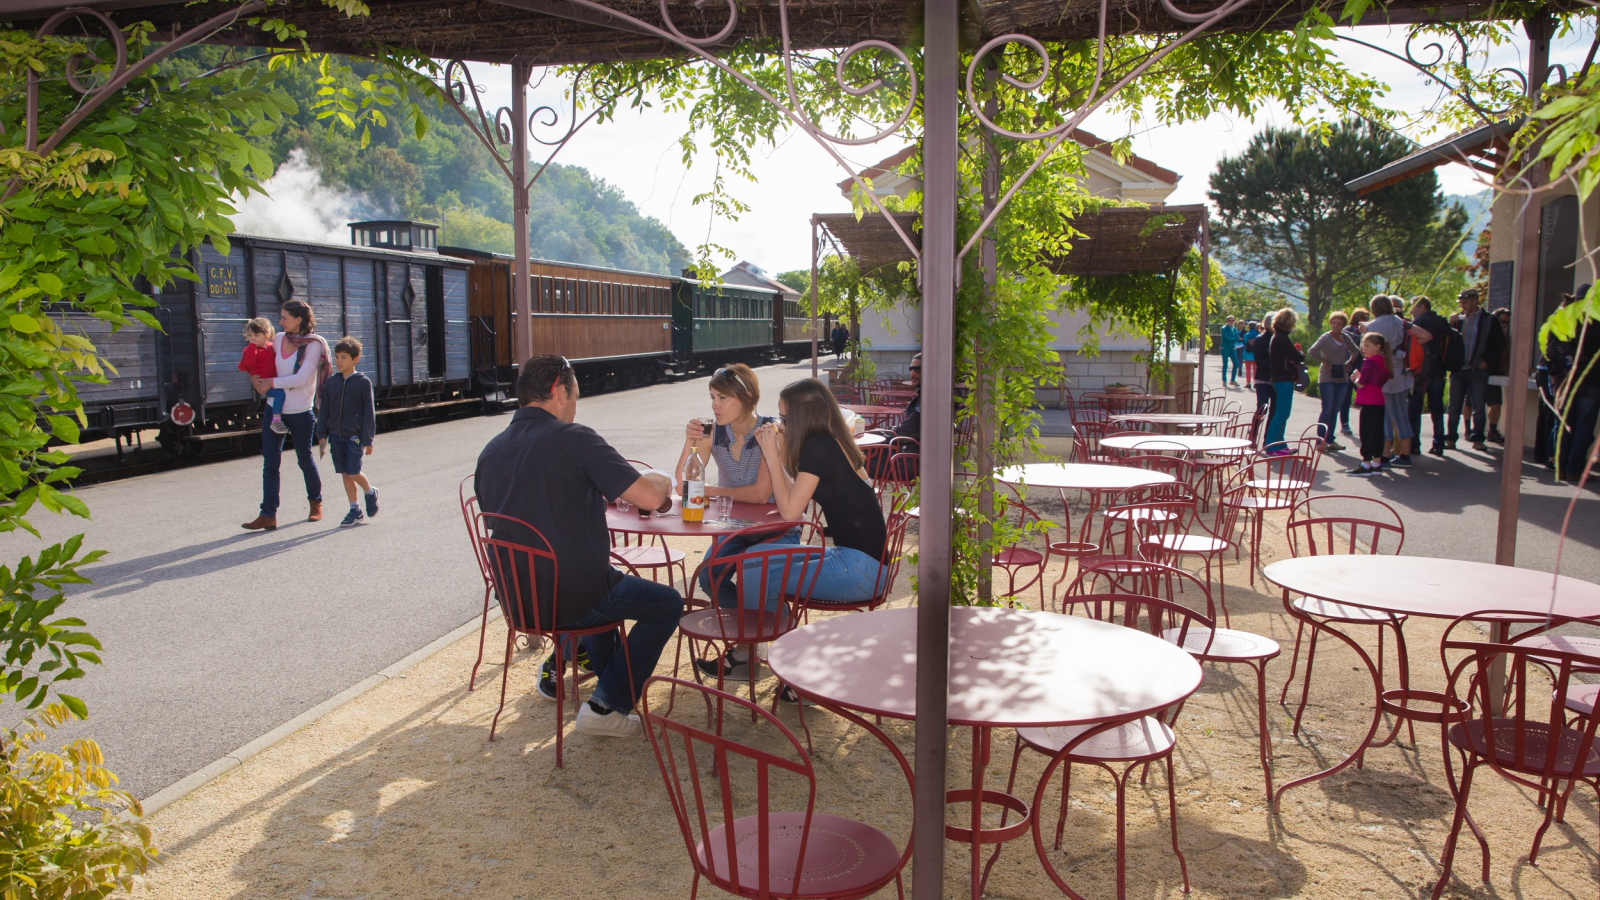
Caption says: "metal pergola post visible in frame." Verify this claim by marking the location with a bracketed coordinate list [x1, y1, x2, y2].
[811, 216, 820, 379]
[510, 60, 534, 364]
[1198, 217, 1210, 399]
[912, 0, 957, 891]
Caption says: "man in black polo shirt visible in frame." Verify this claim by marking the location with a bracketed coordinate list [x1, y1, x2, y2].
[474, 355, 680, 738]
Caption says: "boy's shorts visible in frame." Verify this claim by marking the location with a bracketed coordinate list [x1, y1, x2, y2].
[1382, 391, 1414, 440]
[328, 435, 363, 475]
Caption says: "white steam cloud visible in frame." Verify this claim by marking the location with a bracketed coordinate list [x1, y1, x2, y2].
[230, 149, 375, 246]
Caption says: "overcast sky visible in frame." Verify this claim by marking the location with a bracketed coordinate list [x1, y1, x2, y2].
[444, 23, 1595, 275]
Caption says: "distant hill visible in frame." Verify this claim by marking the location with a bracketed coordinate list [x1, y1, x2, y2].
[197, 51, 693, 275]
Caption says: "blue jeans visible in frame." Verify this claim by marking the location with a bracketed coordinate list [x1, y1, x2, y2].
[1220, 347, 1238, 382]
[1553, 384, 1600, 478]
[261, 410, 322, 516]
[738, 534, 887, 609]
[565, 575, 683, 712]
[1340, 383, 1353, 431]
[1448, 368, 1490, 442]
[265, 387, 285, 418]
[1317, 381, 1350, 444]
[701, 528, 801, 609]
[1264, 381, 1295, 451]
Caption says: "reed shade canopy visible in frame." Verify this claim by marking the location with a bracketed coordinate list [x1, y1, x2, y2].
[2, 0, 1499, 64]
[815, 204, 1206, 277]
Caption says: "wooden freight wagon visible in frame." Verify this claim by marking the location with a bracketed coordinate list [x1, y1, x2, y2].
[440, 246, 676, 392]
[775, 295, 824, 361]
[56, 224, 472, 453]
[671, 279, 781, 370]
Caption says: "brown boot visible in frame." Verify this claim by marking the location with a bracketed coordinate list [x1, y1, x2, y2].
[308, 500, 323, 522]
[242, 515, 277, 531]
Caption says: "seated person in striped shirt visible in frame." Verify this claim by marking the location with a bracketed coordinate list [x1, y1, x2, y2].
[675, 363, 785, 609]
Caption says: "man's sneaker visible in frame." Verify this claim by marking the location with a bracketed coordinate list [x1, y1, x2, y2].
[1340, 427, 1355, 437]
[536, 655, 560, 702]
[1472, 440, 1488, 452]
[1348, 465, 1377, 477]
[575, 700, 641, 737]
[574, 642, 593, 674]
[1390, 455, 1414, 468]
[1487, 428, 1506, 444]
[1427, 445, 1446, 457]
[269, 416, 287, 434]
[694, 649, 749, 679]
[1322, 440, 1345, 452]
[340, 507, 365, 526]
[364, 487, 379, 518]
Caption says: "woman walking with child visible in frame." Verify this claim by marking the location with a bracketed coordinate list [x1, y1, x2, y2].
[242, 299, 331, 531]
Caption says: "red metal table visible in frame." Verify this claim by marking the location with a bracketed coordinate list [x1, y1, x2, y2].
[841, 403, 902, 428]
[605, 498, 779, 536]
[1109, 412, 1230, 431]
[1262, 555, 1600, 807]
[768, 606, 1202, 900]
[1086, 392, 1173, 415]
[1099, 434, 1252, 454]
[995, 462, 1174, 492]
[856, 432, 887, 447]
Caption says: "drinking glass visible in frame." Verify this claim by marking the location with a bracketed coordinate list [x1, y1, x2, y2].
[616, 498, 632, 515]
[714, 495, 734, 523]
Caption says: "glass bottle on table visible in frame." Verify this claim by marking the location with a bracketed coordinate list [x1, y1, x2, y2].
[681, 452, 706, 523]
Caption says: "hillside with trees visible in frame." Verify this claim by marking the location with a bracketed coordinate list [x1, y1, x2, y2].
[184, 51, 693, 274]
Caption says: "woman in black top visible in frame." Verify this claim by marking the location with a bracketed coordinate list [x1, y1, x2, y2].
[1263, 307, 1304, 453]
[1252, 312, 1277, 418]
[744, 379, 889, 607]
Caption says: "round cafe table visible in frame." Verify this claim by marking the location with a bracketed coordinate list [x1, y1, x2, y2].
[856, 432, 887, 447]
[1263, 555, 1600, 807]
[996, 462, 1174, 492]
[604, 497, 778, 537]
[1100, 434, 1252, 454]
[768, 606, 1201, 900]
[841, 402, 901, 428]
[1109, 412, 1229, 430]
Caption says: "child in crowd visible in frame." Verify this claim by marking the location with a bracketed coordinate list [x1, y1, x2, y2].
[239, 318, 287, 434]
[1349, 332, 1393, 477]
[314, 337, 380, 526]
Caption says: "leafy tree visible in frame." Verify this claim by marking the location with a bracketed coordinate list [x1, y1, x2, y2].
[1213, 284, 1289, 328]
[1209, 119, 1470, 332]
[781, 257, 893, 364]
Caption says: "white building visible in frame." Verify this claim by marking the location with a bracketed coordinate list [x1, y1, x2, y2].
[840, 132, 1193, 396]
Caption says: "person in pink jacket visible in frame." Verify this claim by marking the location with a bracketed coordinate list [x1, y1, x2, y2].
[1348, 332, 1393, 477]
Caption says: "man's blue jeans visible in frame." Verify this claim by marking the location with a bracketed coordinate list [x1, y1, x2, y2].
[260, 409, 321, 516]
[564, 575, 683, 712]
[1264, 381, 1295, 451]
[1317, 381, 1350, 444]
[1448, 369, 1491, 443]
[1553, 384, 1600, 478]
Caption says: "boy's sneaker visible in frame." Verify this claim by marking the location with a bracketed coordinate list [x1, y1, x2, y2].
[269, 416, 287, 434]
[536, 655, 561, 702]
[340, 507, 365, 527]
[1348, 465, 1376, 477]
[1389, 455, 1414, 468]
[575, 700, 641, 737]
[364, 487, 379, 518]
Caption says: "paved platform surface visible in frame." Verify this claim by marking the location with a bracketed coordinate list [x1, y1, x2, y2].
[0, 362, 822, 799]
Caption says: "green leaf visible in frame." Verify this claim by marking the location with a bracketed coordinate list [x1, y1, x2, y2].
[8, 314, 39, 334]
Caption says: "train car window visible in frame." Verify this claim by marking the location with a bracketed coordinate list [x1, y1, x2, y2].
[554, 280, 565, 313]
[605, 283, 613, 315]
[398, 230, 411, 247]
[538, 278, 551, 312]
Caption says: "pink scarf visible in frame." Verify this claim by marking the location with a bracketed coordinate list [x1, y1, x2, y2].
[282, 332, 333, 407]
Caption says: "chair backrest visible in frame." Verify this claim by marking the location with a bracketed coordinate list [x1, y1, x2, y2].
[1071, 406, 1111, 427]
[625, 458, 655, 471]
[1172, 388, 1202, 415]
[884, 452, 920, 490]
[1231, 454, 1316, 500]
[475, 511, 560, 634]
[700, 544, 822, 643]
[1441, 627, 1600, 791]
[1068, 558, 1219, 624]
[1286, 493, 1405, 556]
[869, 496, 914, 604]
[1061, 591, 1214, 670]
[459, 474, 490, 586]
[641, 677, 820, 899]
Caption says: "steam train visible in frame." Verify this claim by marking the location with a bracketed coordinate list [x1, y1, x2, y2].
[66, 220, 823, 455]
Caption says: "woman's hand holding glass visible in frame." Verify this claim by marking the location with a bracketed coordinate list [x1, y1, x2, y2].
[684, 418, 711, 443]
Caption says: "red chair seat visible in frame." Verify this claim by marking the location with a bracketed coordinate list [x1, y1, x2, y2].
[995, 547, 1043, 567]
[1017, 717, 1175, 762]
[1514, 633, 1600, 672]
[1447, 719, 1600, 778]
[1223, 495, 1291, 512]
[696, 812, 901, 899]
[680, 608, 795, 644]
[1104, 507, 1177, 523]
[1164, 626, 1280, 662]
[612, 544, 687, 568]
[1153, 534, 1226, 554]
[1291, 596, 1406, 624]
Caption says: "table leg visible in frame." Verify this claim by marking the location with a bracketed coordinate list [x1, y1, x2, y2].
[1273, 588, 1385, 812]
[971, 726, 985, 900]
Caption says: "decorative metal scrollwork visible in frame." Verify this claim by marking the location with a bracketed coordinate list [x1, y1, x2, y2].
[1342, 27, 1528, 127]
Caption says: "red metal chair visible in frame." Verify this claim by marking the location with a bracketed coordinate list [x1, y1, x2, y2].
[474, 512, 633, 763]
[1142, 485, 1244, 626]
[610, 459, 690, 593]
[1220, 454, 1316, 585]
[803, 495, 912, 616]
[1430, 630, 1600, 900]
[1005, 593, 1202, 900]
[1068, 560, 1280, 803]
[641, 676, 909, 900]
[1279, 495, 1409, 745]
[460, 474, 495, 691]
[680, 540, 818, 715]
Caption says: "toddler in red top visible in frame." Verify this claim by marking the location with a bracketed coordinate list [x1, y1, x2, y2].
[240, 317, 287, 433]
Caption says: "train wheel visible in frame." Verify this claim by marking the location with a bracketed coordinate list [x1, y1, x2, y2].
[157, 424, 200, 460]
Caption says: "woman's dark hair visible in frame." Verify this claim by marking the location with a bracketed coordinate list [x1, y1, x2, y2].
[1370, 294, 1395, 317]
[778, 379, 864, 476]
[280, 299, 315, 334]
[1350, 308, 1371, 326]
[708, 362, 760, 414]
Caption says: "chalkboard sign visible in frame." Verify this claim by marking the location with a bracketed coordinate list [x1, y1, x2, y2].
[1489, 260, 1514, 312]
[207, 264, 239, 297]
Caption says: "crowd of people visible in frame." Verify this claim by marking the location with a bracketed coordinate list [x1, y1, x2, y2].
[1218, 286, 1599, 479]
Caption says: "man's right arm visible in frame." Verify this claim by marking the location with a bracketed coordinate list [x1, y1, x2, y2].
[620, 472, 672, 512]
